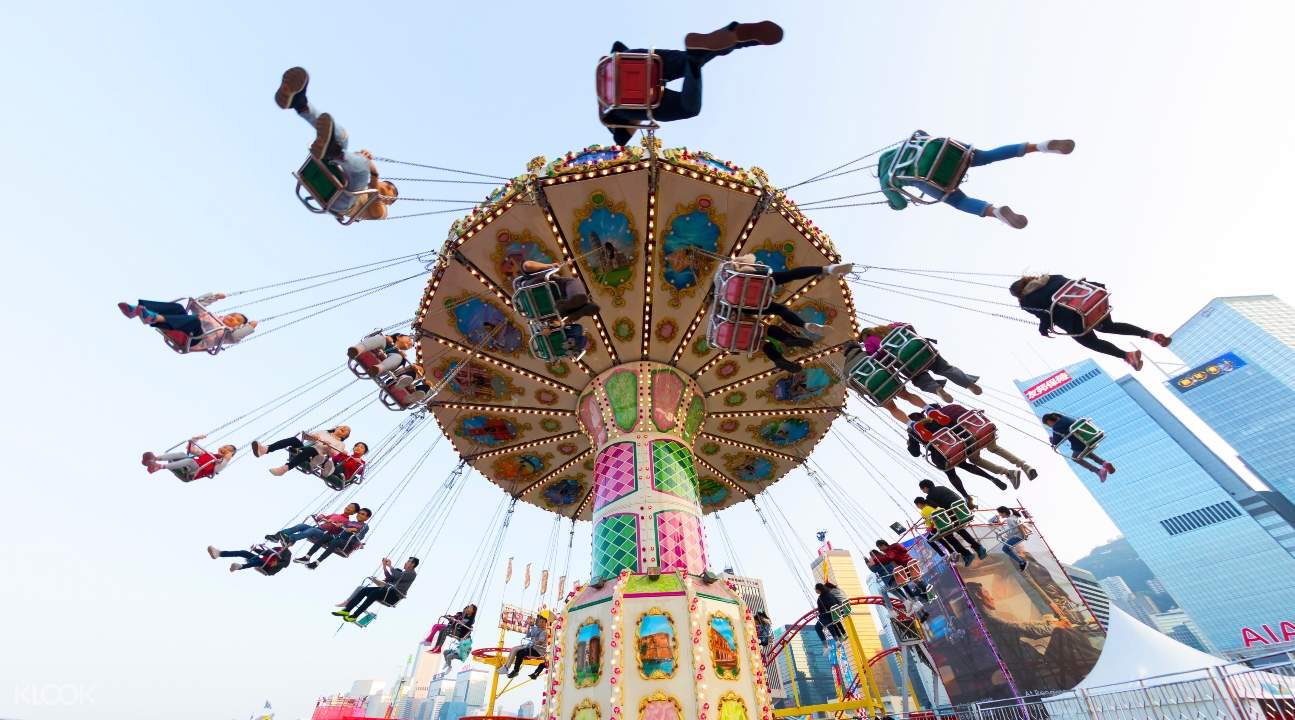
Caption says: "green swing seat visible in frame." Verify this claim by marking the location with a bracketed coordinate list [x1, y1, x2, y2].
[513, 282, 562, 322]
[879, 325, 938, 376]
[294, 156, 378, 225]
[1061, 418, 1106, 461]
[847, 355, 906, 405]
[887, 133, 974, 204]
[930, 499, 973, 535]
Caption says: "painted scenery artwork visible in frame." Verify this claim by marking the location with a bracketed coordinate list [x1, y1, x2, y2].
[574, 619, 603, 688]
[636, 610, 677, 679]
[708, 613, 740, 680]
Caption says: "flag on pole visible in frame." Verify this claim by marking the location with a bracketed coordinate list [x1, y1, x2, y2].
[505, 557, 513, 583]
[540, 569, 549, 595]
[557, 575, 566, 599]
[523, 562, 532, 589]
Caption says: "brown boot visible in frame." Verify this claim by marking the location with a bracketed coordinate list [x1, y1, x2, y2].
[311, 113, 334, 160]
[686, 21, 783, 52]
[275, 67, 309, 110]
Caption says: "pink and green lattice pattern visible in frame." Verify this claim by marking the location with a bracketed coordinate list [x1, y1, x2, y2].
[655, 510, 707, 573]
[651, 440, 698, 503]
[593, 441, 638, 510]
[592, 513, 639, 578]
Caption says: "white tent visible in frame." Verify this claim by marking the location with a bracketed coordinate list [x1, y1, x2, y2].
[1074, 604, 1226, 689]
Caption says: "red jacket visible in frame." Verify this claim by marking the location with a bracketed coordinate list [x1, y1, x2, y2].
[876, 543, 913, 566]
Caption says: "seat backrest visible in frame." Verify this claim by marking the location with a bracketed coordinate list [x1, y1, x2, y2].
[597, 53, 663, 108]
[300, 157, 345, 201]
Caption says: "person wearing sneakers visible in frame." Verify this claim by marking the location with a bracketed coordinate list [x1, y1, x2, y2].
[252, 426, 351, 476]
[992, 506, 1030, 572]
[906, 416, 1010, 499]
[499, 611, 552, 680]
[266, 503, 358, 546]
[726, 256, 851, 375]
[518, 260, 602, 322]
[323, 443, 368, 489]
[1043, 412, 1117, 482]
[921, 403, 1038, 488]
[879, 131, 1076, 229]
[915, 497, 975, 566]
[274, 66, 398, 221]
[142, 437, 237, 480]
[854, 323, 984, 401]
[349, 332, 415, 377]
[600, 21, 783, 145]
[207, 542, 292, 575]
[920, 479, 990, 564]
[118, 293, 257, 349]
[1009, 274, 1171, 371]
[297, 508, 373, 568]
[333, 557, 419, 622]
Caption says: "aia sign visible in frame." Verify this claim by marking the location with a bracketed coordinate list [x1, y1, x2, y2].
[1241, 620, 1295, 648]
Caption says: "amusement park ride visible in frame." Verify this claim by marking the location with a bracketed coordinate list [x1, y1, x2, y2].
[146, 36, 1141, 720]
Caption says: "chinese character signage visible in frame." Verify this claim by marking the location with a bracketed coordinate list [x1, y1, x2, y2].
[1169, 352, 1247, 394]
[1023, 370, 1073, 402]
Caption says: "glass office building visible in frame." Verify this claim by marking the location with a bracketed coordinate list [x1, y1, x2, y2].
[1014, 360, 1295, 654]
[1170, 295, 1295, 510]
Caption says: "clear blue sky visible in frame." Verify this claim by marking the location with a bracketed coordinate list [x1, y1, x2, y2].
[4, 2, 1292, 719]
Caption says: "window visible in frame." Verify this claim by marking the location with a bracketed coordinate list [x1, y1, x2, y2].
[1159, 501, 1241, 536]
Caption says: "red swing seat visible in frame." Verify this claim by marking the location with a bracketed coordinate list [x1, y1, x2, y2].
[714, 261, 776, 311]
[597, 52, 664, 130]
[1050, 279, 1112, 336]
[708, 318, 766, 354]
[926, 410, 997, 469]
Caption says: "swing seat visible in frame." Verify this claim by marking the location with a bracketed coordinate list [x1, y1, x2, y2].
[892, 561, 922, 586]
[845, 353, 906, 405]
[956, 409, 998, 452]
[155, 298, 230, 355]
[349, 348, 391, 379]
[714, 261, 776, 312]
[926, 428, 968, 469]
[252, 546, 290, 576]
[596, 52, 664, 129]
[330, 540, 365, 558]
[707, 317, 766, 355]
[878, 324, 938, 377]
[356, 611, 378, 627]
[293, 156, 380, 226]
[512, 269, 565, 322]
[888, 133, 974, 205]
[380, 382, 425, 411]
[930, 500, 973, 535]
[529, 324, 588, 362]
[1050, 279, 1111, 336]
[323, 469, 362, 491]
[1057, 417, 1106, 460]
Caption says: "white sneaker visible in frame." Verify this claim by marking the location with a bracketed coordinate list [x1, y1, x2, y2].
[229, 563, 241, 572]
[804, 322, 828, 333]
[825, 263, 853, 276]
[207, 545, 220, 559]
[1039, 139, 1075, 154]
[992, 206, 1028, 229]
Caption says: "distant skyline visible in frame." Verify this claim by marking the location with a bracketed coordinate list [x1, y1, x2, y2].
[6, 2, 1294, 719]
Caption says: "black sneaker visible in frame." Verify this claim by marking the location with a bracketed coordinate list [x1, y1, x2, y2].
[975, 546, 988, 560]
[960, 552, 974, 567]
[265, 534, 280, 542]
[1025, 467, 1039, 481]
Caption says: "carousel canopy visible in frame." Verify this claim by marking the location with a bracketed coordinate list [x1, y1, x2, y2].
[415, 140, 859, 519]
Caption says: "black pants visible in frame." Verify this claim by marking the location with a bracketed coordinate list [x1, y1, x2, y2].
[509, 646, 547, 677]
[306, 535, 358, 563]
[266, 437, 320, 470]
[138, 299, 204, 337]
[219, 549, 264, 571]
[344, 586, 396, 616]
[814, 619, 847, 644]
[1058, 311, 1150, 359]
[762, 325, 813, 373]
[946, 462, 1007, 497]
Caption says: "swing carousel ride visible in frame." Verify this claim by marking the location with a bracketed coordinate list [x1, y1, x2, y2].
[145, 34, 1130, 720]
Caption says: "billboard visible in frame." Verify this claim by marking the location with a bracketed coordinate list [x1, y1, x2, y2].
[1022, 369, 1074, 402]
[917, 525, 1105, 703]
[1169, 351, 1247, 394]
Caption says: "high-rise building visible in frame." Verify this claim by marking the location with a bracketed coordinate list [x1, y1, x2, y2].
[1062, 564, 1110, 629]
[451, 667, 490, 708]
[722, 570, 787, 699]
[809, 549, 896, 695]
[1150, 608, 1214, 653]
[1015, 359, 1295, 654]
[517, 700, 537, 718]
[774, 624, 837, 712]
[1169, 295, 1295, 523]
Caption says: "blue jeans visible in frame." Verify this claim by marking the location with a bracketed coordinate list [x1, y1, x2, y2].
[219, 549, 264, 570]
[297, 102, 371, 209]
[279, 523, 331, 544]
[919, 142, 1030, 216]
[1002, 535, 1026, 566]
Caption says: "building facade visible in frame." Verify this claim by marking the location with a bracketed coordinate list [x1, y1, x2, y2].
[1150, 609, 1213, 654]
[774, 624, 838, 713]
[722, 570, 787, 699]
[1169, 295, 1295, 520]
[809, 549, 896, 696]
[1063, 564, 1111, 629]
[1015, 360, 1295, 654]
